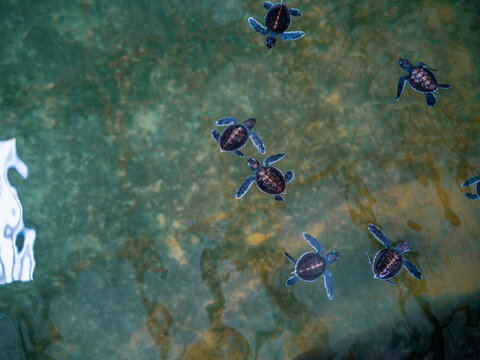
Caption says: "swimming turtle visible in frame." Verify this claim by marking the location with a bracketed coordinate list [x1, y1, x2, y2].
[462, 176, 480, 200]
[365, 223, 423, 284]
[236, 153, 294, 202]
[248, 1, 305, 49]
[284, 232, 339, 300]
[211, 117, 265, 157]
[396, 58, 451, 107]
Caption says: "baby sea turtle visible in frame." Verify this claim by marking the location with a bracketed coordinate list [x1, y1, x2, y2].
[396, 58, 451, 107]
[284, 232, 339, 300]
[236, 153, 294, 202]
[462, 176, 480, 200]
[248, 1, 305, 49]
[365, 224, 423, 284]
[211, 117, 265, 158]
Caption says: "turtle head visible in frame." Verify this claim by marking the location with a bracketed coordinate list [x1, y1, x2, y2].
[325, 250, 339, 265]
[266, 36, 277, 49]
[396, 241, 411, 254]
[399, 58, 413, 70]
[248, 158, 260, 172]
[243, 118, 256, 130]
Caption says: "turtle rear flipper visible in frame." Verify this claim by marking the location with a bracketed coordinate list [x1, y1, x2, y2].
[464, 192, 479, 200]
[263, 1, 273, 10]
[211, 130, 220, 143]
[274, 194, 285, 202]
[233, 150, 245, 158]
[279, 31, 305, 41]
[236, 175, 256, 199]
[403, 259, 423, 280]
[302, 232, 324, 253]
[323, 270, 334, 300]
[285, 170, 294, 184]
[216, 117, 238, 126]
[248, 17, 268, 35]
[396, 75, 409, 101]
[286, 276, 299, 287]
[285, 252, 296, 265]
[417, 62, 436, 71]
[249, 131, 265, 154]
[425, 93, 437, 107]
[438, 83, 451, 89]
[365, 252, 372, 265]
[289, 8, 301, 17]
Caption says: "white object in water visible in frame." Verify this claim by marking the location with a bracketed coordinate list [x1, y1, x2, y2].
[0, 138, 36, 284]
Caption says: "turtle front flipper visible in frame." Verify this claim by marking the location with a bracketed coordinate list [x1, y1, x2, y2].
[236, 175, 256, 199]
[396, 75, 409, 101]
[368, 224, 391, 248]
[211, 129, 220, 143]
[279, 31, 305, 41]
[274, 194, 285, 202]
[462, 176, 480, 188]
[323, 270, 334, 300]
[216, 117, 238, 126]
[248, 17, 268, 35]
[285, 170, 294, 184]
[302, 232, 324, 253]
[417, 62, 436, 71]
[233, 150, 245, 158]
[263, 153, 286, 166]
[263, 1, 273, 10]
[285, 252, 296, 265]
[289, 8, 301, 17]
[425, 93, 437, 107]
[438, 84, 451, 89]
[286, 275, 299, 287]
[403, 259, 423, 280]
[249, 131, 266, 154]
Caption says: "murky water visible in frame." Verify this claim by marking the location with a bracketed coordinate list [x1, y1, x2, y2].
[1, 0, 479, 359]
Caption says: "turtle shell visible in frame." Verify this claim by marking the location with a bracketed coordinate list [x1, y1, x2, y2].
[295, 252, 325, 281]
[408, 67, 438, 93]
[372, 248, 403, 280]
[265, 3, 291, 33]
[219, 125, 248, 152]
[256, 166, 286, 195]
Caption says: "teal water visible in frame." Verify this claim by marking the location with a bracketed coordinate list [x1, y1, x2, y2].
[1, 0, 479, 359]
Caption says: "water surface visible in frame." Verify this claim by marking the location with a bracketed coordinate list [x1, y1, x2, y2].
[0, 0, 479, 359]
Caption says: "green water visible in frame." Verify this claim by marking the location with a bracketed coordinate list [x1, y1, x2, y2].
[1, 0, 479, 359]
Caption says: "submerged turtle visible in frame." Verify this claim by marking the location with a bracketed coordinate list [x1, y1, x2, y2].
[396, 58, 451, 107]
[211, 117, 265, 157]
[365, 223, 423, 284]
[248, 1, 305, 49]
[462, 176, 480, 200]
[236, 153, 294, 202]
[285, 232, 339, 300]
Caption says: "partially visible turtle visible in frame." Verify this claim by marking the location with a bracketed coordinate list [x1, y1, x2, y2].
[211, 117, 265, 157]
[462, 176, 480, 200]
[285, 232, 339, 300]
[236, 153, 294, 202]
[248, 1, 305, 49]
[365, 223, 423, 284]
[396, 58, 451, 107]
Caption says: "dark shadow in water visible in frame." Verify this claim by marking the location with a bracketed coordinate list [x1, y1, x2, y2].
[0, 283, 57, 360]
[180, 246, 252, 359]
[293, 292, 480, 360]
